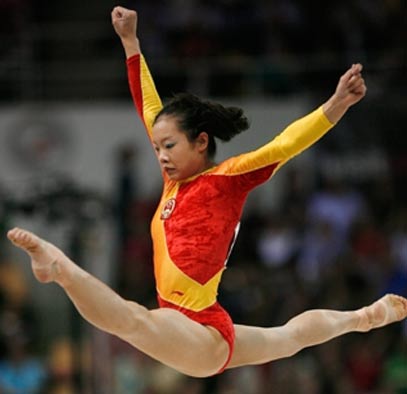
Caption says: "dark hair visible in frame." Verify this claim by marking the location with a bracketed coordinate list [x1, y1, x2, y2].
[154, 93, 250, 158]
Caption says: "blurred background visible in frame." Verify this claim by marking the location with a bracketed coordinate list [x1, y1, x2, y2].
[0, 0, 406, 393]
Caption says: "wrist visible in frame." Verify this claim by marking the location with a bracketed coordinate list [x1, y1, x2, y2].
[322, 94, 351, 124]
[121, 37, 141, 58]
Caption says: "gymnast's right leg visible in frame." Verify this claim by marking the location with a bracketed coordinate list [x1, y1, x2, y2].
[7, 228, 229, 378]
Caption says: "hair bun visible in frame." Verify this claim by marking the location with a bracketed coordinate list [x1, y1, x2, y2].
[154, 93, 250, 157]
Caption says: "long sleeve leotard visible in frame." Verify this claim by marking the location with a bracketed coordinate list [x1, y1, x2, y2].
[126, 54, 333, 314]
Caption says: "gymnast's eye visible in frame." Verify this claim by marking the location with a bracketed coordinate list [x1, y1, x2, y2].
[165, 142, 175, 149]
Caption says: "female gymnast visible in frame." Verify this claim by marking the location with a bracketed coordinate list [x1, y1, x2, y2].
[7, 6, 407, 378]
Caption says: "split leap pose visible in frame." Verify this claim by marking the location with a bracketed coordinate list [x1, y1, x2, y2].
[7, 6, 407, 378]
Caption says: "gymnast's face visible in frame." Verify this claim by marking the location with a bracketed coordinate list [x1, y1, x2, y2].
[152, 115, 210, 181]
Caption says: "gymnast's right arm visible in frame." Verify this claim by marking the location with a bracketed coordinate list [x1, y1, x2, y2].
[111, 6, 163, 140]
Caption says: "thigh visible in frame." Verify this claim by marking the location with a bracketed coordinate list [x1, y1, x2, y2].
[122, 303, 230, 377]
[227, 324, 298, 369]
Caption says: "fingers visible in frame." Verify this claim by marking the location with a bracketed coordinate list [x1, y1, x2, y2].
[112, 5, 126, 15]
[111, 6, 136, 20]
[351, 63, 363, 73]
[111, 6, 125, 23]
[341, 63, 362, 84]
[342, 63, 366, 94]
[111, 5, 138, 41]
[349, 73, 365, 90]
[349, 68, 366, 96]
[333, 62, 367, 106]
[111, 7, 120, 19]
[351, 78, 366, 95]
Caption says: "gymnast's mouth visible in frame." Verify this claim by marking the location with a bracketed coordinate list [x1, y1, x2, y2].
[164, 167, 176, 175]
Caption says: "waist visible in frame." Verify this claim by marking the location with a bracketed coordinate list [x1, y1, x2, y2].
[154, 259, 224, 312]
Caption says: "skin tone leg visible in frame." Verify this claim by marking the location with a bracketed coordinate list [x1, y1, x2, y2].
[7, 228, 229, 378]
[7, 228, 407, 376]
[228, 295, 407, 368]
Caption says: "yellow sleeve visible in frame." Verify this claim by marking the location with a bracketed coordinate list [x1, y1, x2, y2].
[127, 54, 163, 140]
[215, 106, 334, 177]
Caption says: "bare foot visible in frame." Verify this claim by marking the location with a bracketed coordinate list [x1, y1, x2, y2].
[356, 294, 407, 332]
[7, 227, 71, 286]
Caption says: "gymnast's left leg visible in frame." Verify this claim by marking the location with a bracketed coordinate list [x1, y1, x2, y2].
[228, 294, 407, 369]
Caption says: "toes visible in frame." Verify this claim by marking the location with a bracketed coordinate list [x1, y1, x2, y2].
[7, 228, 26, 246]
[392, 294, 407, 320]
[7, 227, 20, 241]
[382, 294, 407, 322]
[7, 228, 39, 252]
[7, 228, 62, 284]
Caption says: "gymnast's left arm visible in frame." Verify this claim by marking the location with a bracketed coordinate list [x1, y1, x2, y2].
[221, 63, 367, 181]
[262, 63, 367, 163]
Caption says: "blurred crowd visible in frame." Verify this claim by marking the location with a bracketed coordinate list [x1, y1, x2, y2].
[120, 0, 406, 97]
[131, 0, 405, 66]
[1, 0, 406, 100]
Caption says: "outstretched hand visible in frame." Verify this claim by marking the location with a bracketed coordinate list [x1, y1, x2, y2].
[111, 6, 138, 41]
[112, 6, 140, 58]
[334, 63, 367, 107]
[322, 63, 367, 124]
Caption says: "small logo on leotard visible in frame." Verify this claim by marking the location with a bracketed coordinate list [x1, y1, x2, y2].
[171, 290, 184, 296]
[160, 198, 176, 220]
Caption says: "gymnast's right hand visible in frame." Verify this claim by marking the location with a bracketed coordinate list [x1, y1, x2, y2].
[111, 6, 138, 40]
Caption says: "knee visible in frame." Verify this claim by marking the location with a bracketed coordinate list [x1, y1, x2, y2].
[113, 300, 151, 339]
[181, 359, 226, 378]
[279, 325, 304, 357]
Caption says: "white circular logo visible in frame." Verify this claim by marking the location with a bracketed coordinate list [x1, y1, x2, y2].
[160, 198, 176, 220]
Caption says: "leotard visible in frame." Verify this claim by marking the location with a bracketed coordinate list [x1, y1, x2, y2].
[126, 53, 333, 372]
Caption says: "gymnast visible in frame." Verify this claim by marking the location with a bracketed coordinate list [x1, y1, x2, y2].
[7, 6, 407, 378]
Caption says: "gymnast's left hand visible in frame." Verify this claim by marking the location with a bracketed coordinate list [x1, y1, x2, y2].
[333, 63, 367, 107]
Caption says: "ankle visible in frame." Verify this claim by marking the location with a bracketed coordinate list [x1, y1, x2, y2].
[55, 259, 85, 289]
[53, 258, 74, 288]
[355, 308, 371, 332]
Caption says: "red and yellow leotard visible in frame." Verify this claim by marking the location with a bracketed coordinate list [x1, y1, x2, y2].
[126, 54, 333, 371]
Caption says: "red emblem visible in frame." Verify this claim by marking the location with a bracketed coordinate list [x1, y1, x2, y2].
[160, 198, 176, 219]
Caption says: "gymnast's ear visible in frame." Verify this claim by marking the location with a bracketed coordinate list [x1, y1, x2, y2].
[196, 131, 209, 152]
